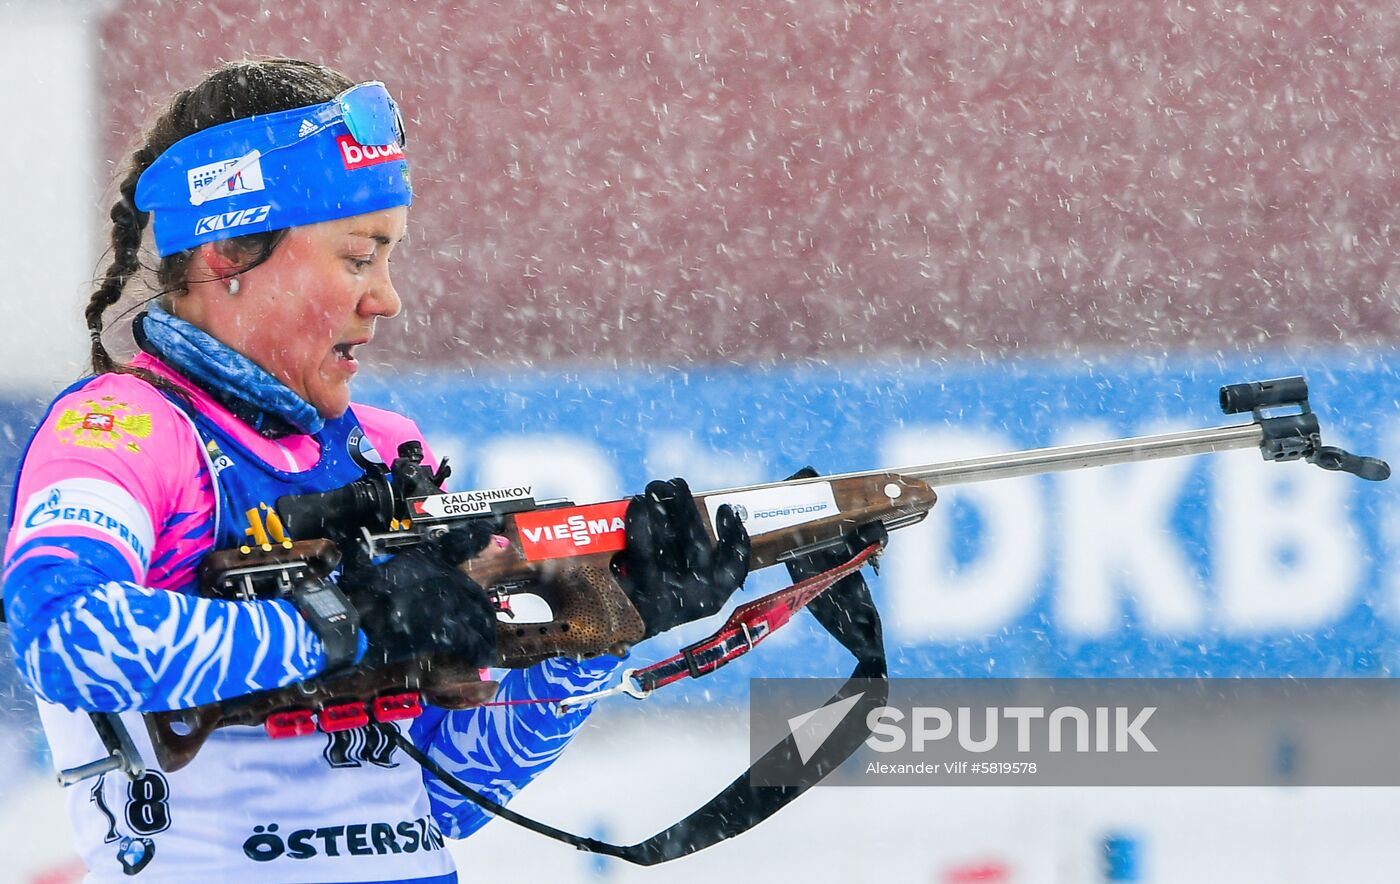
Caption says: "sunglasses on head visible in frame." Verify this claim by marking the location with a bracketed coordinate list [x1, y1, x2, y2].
[188, 81, 407, 208]
[300, 81, 407, 149]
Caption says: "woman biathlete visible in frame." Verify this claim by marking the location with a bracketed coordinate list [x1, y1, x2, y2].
[2, 58, 747, 883]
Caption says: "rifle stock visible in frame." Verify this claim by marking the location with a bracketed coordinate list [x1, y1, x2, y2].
[145, 470, 935, 771]
[146, 654, 500, 771]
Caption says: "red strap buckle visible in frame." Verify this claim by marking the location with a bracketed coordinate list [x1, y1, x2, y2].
[264, 708, 316, 739]
[371, 692, 424, 723]
[318, 701, 370, 732]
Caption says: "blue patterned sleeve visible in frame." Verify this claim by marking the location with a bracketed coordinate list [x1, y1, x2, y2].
[6, 541, 332, 712]
[412, 655, 626, 838]
[3, 378, 335, 712]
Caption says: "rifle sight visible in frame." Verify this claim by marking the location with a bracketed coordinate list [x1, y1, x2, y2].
[276, 441, 442, 540]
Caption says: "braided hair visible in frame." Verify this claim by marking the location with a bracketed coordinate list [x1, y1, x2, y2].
[88, 58, 355, 377]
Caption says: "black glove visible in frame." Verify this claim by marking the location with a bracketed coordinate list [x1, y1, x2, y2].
[783, 466, 888, 662]
[782, 465, 889, 580]
[337, 528, 499, 669]
[614, 478, 751, 639]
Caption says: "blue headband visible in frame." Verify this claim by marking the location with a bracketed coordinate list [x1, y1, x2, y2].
[134, 82, 412, 257]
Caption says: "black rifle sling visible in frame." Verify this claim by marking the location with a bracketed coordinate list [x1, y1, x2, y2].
[389, 563, 888, 865]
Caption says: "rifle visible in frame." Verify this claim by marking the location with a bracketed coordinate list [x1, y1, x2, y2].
[59, 376, 1387, 783]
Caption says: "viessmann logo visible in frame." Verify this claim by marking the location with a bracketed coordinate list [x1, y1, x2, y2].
[515, 501, 630, 561]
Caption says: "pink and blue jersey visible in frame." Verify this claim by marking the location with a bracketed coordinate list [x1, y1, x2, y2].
[3, 353, 621, 883]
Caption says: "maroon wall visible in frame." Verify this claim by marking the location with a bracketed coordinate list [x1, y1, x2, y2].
[100, 1, 1400, 366]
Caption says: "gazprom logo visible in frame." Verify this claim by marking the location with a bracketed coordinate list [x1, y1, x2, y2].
[194, 205, 272, 236]
[18, 482, 153, 564]
[23, 488, 62, 529]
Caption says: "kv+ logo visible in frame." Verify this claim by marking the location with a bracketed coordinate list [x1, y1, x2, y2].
[194, 204, 271, 235]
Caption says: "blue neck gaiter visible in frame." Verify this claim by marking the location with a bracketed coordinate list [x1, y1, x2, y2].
[135, 303, 324, 439]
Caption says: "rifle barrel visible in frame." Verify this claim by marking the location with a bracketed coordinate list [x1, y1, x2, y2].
[897, 423, 1264, 488]
[702, 422, 1265, 497]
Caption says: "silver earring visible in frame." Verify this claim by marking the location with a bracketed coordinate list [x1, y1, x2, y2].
[228, 277, 240, 295]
